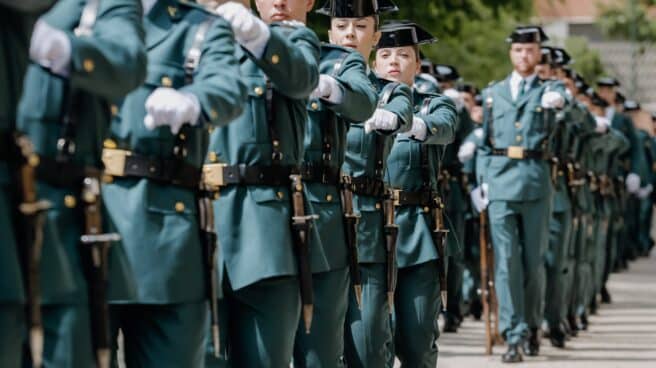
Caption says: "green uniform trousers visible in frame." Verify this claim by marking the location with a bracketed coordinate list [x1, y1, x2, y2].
[392, 260, 441, 368]
[545, 208, 572, 327]
[344, 263, 392, 368]
[206, 276, 300, 367]
[445, 210, 465, 322]
[21, 305, 94, 368]
[575, 214, 597, 316]
[293, 267, 349, 368]
[488, 197, 550, 345]
[562, 214, 581, 317]
[111, 303, 208, 368]
[593, 215, 611, 298]
[0, 304, 24, 368]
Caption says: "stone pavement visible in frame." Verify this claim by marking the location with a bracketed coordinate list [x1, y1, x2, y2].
[431, 251, 656, 368]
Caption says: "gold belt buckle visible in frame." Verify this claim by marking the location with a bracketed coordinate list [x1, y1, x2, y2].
[391, 188, 402, 207]
[102, 148, 131, 177]
[507, 146, 525, 160]
[202, 163, 228, 189]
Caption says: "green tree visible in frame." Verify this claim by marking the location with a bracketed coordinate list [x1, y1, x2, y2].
[564, 36, 606, 82]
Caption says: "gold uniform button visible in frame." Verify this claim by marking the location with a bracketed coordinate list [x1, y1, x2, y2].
[110, 105, 119, 116]
[326, 194, 333, 202]
[254, 86, 264, 96]
[103, 139, 117, 149]
[311, 102, 319, 110]
[27, 154, 40, 167]
[210, 109, 218, 120]
[208, 151, 218, 163]
[271, 54, 280, 64]
[515, 135, 522, 142]
[431, 127, 438, 133]
[375, 203, 381, 210]
[64, 195, 77, 208]
[558, 170, 564, 176]
[175, 202, 185, 213]
[82, 59, 95, 73]
[161, 76, 173, 87]
[424, 206, 430, 213]
[208, 126, 215, 134]
[277, 191, 285, 199]
[515, 122, 521, 129]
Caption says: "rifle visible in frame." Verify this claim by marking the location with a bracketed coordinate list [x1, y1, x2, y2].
[197, 190, 221, 357]
[383, 190, 398, 312]
[478, 194, 502, 354]
[79, 177, 120, 368]
[341, 175, 362, 309]
[290, 174, 318, 333]
[14, 134, 52, 368]
[431, 197, 449, 311]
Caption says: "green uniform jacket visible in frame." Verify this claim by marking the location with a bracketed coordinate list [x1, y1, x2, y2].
[610, 110, 649, 181]
[342, 73, 413, 263]
[386, 90, 456, 268]
[102, 1, 246, 303]
[303, 44, 378, 273]
[480, 76, 566, 201]
[564, 101, 597, 214]
[0, 4, 50, 303]
[208, 22, 320, 291]
[16, 0, 147, 304]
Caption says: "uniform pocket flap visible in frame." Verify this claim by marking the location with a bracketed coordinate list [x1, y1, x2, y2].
[146, 185, 197, 215]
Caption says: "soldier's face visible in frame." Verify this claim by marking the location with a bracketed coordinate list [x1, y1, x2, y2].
[535, 64, 553, 80]
[255, 0, 315, 23]
[509, 43, 540, 75]
[329, 17, 381, 59]
[562, 77, 576, 95]
[461, 92, 475, 112]
[597, 86, 615, 105]
[374, 46, 421, 86]
[471, 105, 483, 124]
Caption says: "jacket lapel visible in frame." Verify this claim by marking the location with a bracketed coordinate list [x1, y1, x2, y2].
[516, 78, 543, 110]
[496, 76, 514, 106]
[145, 0, 183, 50]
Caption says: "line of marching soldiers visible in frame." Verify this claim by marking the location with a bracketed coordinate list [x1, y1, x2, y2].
[1, 1, 654, 368]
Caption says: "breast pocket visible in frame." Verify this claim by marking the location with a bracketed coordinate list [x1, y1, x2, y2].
[243, 76, 269, 144]
[346, 124, 365, 156]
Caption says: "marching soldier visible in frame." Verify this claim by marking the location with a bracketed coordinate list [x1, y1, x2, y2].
[101, 1, 247, 366]
[291, 1, 379, 366]
[434, 63, 475, 333]
[15, 0, 147, 366]
[473, 26, 566, 363]
[329, 2, 416, 366]
[376, 21, 457, 365]
[0, 2, 56, 366]
[201, 0, 319, 366]
[415, 58, 441, 94]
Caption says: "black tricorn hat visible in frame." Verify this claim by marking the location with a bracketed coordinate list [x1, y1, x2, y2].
[506, 25, 549, 44]
[420, 59, 434, 75]
[377, 21, 437, 48]
[561, 66, 576, 79]
[597, 77, 620, 87]
[623, 100, 641, 112]
[316, 0, 398, 17]
[590, 91, 609, 108]
[457, 82, 478, 95]
[434, 64, 460, 82]
[552, 47, 572, 66]
[539, 46, 555, 65]
[615, 91, 626, 104]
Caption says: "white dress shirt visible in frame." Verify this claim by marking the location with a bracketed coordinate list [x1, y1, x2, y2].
[606, 106, 616, 122]
[509, 71, 536, 101]
[142, 0, 157, 14]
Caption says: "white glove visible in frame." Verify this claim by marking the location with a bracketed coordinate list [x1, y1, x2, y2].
[444, 88, 464, 111]
[458, 141, 477, 163]
[470, 183, 489, 212]
[637, 184, 653, 199]
[403, 116, 427, 141]
[29, 19, 72, 76]
[594, 116, 610, 133]
[143, 88, 201, 134]
[364, 109, 399, 134]
[310, 75, 343, 104]
[626, 172, 641, 194]
[541, 91, 565, 109]
[216, 2, 270, 59]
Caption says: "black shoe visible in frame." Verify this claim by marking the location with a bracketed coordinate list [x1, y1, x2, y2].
[566, 314, 579, 337]
[549, 325, 566, 348]
[502, 344, 523, 363]
[470, 298, 483, 320]
[601, 286, 612, 304]
[580, 313, 589, 331]
[442, 313, 459, 333]
[522, 328, 540, 356]
[589, 297, 598, 315]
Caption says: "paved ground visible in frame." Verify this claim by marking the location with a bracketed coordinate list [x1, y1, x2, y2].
[431, 251, 656, 368]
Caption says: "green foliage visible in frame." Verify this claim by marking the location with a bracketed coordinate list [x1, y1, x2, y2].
[598, 0, 656, 43]
[564, 37, 606, 82]
[307, 0, 534, 88]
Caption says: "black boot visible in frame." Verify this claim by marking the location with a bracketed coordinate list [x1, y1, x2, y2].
[522, 328, 540, 356]
[567, 314, 579, 337]
[601, 286, 612, 304]
[589, 297, 598, 315]
[502, 344, 523, 363]
[470, 298, 483, 320]
[580, 312, 589, 331]
[442, 312, 459, 333]
[549, 325, 566, 348]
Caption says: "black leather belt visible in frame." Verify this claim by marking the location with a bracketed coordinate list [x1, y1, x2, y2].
[393, 189, 437, 207]
[202, 163, 297, 188]
[350, 175, 387, 198]
[102, 149, 200, 190]
[35, 156, 101, 189]
[299, 164, 341, 186]
[491, 147, 547, 160]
